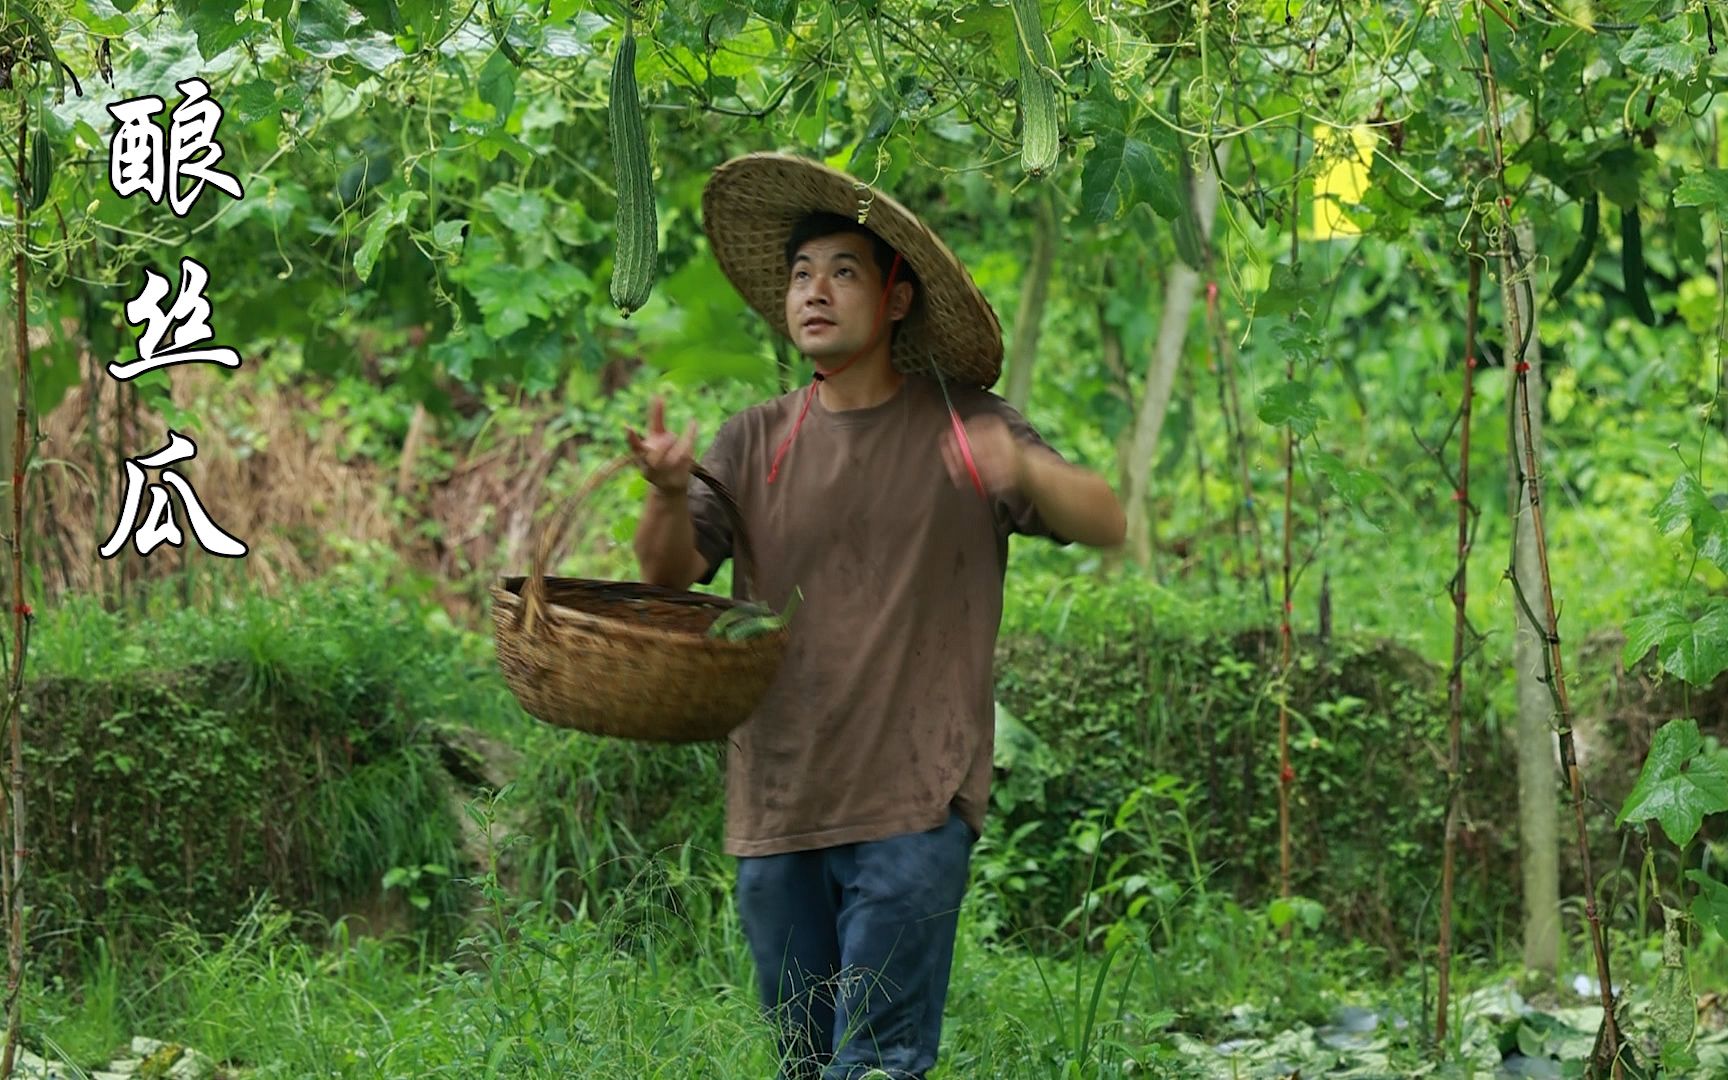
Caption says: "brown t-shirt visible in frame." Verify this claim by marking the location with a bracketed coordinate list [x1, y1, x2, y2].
[687, 372, 1071, 857]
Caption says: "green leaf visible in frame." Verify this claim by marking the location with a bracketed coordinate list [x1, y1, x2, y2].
[71, 0, 132, 34]
[1080, 132, 1179, 223]
[294, 0, 355, 57]
[1257, 380, 1325, 437]
[1619, 19, 1705, 81]
[1269, 322, 1319, 364]
[175, 0, 267, 59]
[1687, 870, 1728, 943]
[631, 256, 773, 386]
[1256, 263, 1312, 319]
[1624, 603, 1683, 669]
[1268, 896, 1324, 932]
[1624, 601, 1728, 685]
[198, 15, 266, 59]
[1674, 204, 1708, 270]
[450, 234, 589, 339]
[345, 33, 406, 72]
[478, 49, 517, 124]
[1653, 474, 1717, 536]
[1650, 475, 1728, 575]
[482, 188, 547, 236]
[430, 218, 468, 253]
[31, 341, 83, 417]
[1076, 86, 1178, 222]
[1268, 897, 1297, 929]
[1675, 170, 1728, 213]
[227, 80, 282, 126]
[347, 0, 401, 34]
[752, 0, 797, 31]
[1617, 718, 1728, 845]
[396, 0, 434, 37]
[356, 190, 426, 282]
[1589, 145, 1649, 211]
[1312, 451, 1384, 532]
[291, 0, 402, 69]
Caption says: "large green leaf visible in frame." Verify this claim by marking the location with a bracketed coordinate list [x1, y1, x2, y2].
[71, 0, 131, 33]
[293, 0, 404, 71]
[347, 0, 401, 34]
[1687, 870, 1728, 942]
[293, 0, 354, 57]
[173, 0, 266, 60]
[1256, 263, 1312, 319]
[1312, 451, 1384, 532]
[355, 190, 427, 282]
[1619, 19, 1705, 82]
[30, 338, 84, 418]
[1623, 600, 1728, 686]
[477, 49, 517, 125]
[1256, 380, 1325, 437]
[1079, 132, 1179, 223]
[1654, 474, 1718, 536]
[1076, 86, 1179, 222]
[1676, 169, 1728, 214]
[450, 234, 591, 339]
[1651, 474, 1728, 575]
[482, 188, 549, 236]
[632, 257, 773, 386]
[1617, 719, 1728, 846]
[1588, 144, 1649, 211]
[752, 0, 798, 32]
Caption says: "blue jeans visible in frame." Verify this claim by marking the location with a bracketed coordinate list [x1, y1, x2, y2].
[736, 810, 978, 1080]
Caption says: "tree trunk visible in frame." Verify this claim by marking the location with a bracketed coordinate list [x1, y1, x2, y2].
[1098, 303, 1132, 575]
[0, 335, 11, 554]
[1003, 191, 1056, 414]
[1124, 144, 1229, 565]
[1509, 221, 1559, 980]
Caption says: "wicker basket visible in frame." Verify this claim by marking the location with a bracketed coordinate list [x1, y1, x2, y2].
[490, 465, 789, 742]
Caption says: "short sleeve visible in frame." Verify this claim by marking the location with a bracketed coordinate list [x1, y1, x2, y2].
[973, 395, 1074, 545]
[687, 414, 745, 586]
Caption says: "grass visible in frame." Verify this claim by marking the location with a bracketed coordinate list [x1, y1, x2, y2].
[26, 906, 1360, 1079]
[20, 568, 1728, 1078]
[33, 819, 1726, 1080]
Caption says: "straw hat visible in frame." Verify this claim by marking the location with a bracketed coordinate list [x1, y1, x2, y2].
[701, 152, 1004, 389]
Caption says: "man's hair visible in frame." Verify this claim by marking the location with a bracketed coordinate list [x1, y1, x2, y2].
[784, 211, 921, 295]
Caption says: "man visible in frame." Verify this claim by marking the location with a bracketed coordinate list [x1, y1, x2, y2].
[625, 153, 1125, 1080]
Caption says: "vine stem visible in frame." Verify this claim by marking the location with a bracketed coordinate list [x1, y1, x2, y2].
[1204, 287, 1271, 605]
[1435, 251, 1482, 1048]
[1, 98, 30, 1080]
[1277, 121, 1301, 919]
[1470, 4, 1620, 1074]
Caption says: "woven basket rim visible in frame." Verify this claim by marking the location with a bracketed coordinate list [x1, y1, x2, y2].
[489, 580, 788, 651]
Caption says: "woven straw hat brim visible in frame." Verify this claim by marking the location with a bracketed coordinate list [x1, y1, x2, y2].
[701, 153, 1003, 390]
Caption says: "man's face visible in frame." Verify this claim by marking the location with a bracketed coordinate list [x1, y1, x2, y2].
[784, 232, 907, 363]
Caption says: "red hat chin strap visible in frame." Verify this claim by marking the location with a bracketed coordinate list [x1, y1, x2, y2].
[765, 253, 986, 501]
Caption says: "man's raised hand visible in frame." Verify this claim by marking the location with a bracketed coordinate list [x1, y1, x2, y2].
[625, 395, 699, 494]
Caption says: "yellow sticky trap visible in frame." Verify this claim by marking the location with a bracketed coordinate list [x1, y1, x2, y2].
[1311, 124, 1376, 240]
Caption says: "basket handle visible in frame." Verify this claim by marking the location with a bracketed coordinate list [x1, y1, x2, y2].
[689, 463, 759, 602]
[516, 454, 633, 635]
[517, 520, 556, 636]
[515, 458, 760, 632]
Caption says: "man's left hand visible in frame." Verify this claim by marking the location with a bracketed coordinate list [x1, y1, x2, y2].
[941, 414, 1024, 497]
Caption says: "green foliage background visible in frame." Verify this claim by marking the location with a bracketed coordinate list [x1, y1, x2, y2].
[6, 0, 1728, 1071]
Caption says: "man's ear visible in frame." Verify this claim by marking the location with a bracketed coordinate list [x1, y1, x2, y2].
[889, 280, 915, 321]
